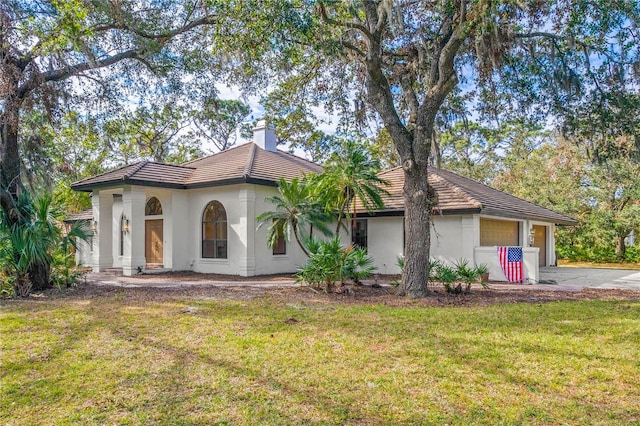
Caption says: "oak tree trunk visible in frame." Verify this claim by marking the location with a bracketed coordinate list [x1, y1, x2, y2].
[400, 165, 434, 298]
[616, 235, 626, 261]
[0, 116, 22, 222]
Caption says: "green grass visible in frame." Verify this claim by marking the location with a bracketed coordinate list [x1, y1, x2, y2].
[2, 294, 640, 425]
[558, 259, 640, 270]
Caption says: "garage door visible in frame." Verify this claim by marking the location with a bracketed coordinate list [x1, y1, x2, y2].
[480, 218, 519, 247]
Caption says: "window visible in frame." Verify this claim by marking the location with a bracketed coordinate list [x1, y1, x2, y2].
[145, 197, 163, 216]
[119, 214, 125, 256]
[479, 218, 519, 246]
[202, 201, 227, 259]
[272, 220, 286, 255]
[351, 219, 368, 249]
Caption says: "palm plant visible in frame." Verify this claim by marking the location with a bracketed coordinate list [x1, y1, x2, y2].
[0, 192, 58, 296]
[453, 258, 480, 293]
[320, 140, 389, 235]
[433, 263, 460, 293]
[0, 191, 87, 297]
[257, 176, 333, 257]
[296, 237, 376, 292]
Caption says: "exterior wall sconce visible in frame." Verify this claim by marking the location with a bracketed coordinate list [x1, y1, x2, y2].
[124, 218, 130, 233]
[528, 228, 535, 246]
[92, 220, 98, 233]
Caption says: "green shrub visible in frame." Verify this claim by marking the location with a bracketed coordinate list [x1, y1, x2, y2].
[0, 191, 88, 297]
[297, 237, 376, 292]
[433, 263, 459, 293]
[0, 271, 13, 299]
[51, 252, 85, 288]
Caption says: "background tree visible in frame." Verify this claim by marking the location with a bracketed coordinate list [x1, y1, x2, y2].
[193, 98, 251, 152]
[103, 103, 202, 165]
[0, 0, 221, 289]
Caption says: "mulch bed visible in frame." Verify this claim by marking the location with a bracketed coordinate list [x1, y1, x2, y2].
[15, 281, 640, 308]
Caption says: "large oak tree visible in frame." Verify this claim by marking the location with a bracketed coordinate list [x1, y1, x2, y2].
[220, 0, 639, 297]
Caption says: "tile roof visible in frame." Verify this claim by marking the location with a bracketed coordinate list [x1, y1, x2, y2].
[64, 208, 93, 222]
[71, 143, 322, 192]
[71, 161, 196, 191]
[183, 143, 322, 186]
[70, 145, 574, 225]
[364, 166, 576, 225]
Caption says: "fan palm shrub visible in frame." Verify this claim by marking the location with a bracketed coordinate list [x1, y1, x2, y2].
[319, 140, 389, 235]
[257, 176, 334, 257]
[297, 237, 376, 292]
[0, 192, 87, 297]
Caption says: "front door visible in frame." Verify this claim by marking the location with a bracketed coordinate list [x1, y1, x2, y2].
[145, 219, 164, 265]
[532, 225, 547, 267]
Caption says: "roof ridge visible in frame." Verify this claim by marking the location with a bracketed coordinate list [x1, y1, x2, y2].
[123, 160, 148, 179]
[271, 149, 324, 174]
[379, 165, 403, 175]
[146, 161, 196, 170]
[430, 169, 483, 209]
[276, 149, 322, 169]
[244, 143, 258, 177]
[181, 142, 250, 165]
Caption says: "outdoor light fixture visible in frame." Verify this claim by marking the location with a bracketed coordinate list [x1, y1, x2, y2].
[92, 220, 98, 233]
[528, 228, 535, 246]
[124, 218, 130, 232]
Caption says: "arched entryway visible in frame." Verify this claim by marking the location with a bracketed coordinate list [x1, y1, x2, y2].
[145, 197, 164, 266]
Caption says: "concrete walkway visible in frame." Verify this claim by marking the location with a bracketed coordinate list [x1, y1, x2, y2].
[85, 267, 640, 291]
[85, 271, 298, 288]
[537, 266, 640, 290]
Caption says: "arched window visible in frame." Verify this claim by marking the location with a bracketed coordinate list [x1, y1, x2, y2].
[145, 197, 163, 216]
[202, 201, 227, 259]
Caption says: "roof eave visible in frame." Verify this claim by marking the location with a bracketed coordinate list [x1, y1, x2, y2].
[358, 207, 482, 217]
[480, 207, 577, 226]
[71, 179, 188, 192]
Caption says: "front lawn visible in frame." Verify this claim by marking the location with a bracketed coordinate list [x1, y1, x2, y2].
[1, 287, 639, 425]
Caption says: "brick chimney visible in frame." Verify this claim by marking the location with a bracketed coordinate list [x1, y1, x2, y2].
[252, 120, 277, 151]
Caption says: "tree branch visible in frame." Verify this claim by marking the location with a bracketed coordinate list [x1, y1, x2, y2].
[16, 14, 218, 99]
[318, 3, 371, 37]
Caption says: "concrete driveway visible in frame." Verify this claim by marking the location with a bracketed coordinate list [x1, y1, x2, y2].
[538, 267, 640, 290]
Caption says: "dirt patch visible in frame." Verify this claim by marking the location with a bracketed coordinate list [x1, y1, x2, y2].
[15, 281, 640, 308]
[133, 271, 297, 282]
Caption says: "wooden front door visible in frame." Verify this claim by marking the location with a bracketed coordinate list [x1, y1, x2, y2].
[145, 219, 164, 265]
[532, 225, 547, 267]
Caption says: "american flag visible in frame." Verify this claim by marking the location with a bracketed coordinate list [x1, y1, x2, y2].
[497, 246, 524, 283]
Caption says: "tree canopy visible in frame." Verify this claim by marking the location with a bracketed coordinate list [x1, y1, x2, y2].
[214, 0, 639, 296]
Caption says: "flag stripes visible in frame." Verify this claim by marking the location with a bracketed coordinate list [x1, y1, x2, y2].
[497, 246, 524, 283]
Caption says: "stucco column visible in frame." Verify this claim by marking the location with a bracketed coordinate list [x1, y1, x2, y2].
[169, 191, 190, 270]
[92, 192, 113, 272]
[122, 187, 146, 276]
[461, 215, 476, 265]
[550, 224, 557, 266]
[238, 187, 256, 276]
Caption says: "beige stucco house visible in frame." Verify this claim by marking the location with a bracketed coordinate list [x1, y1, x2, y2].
[353, 167, 576, 282]
[71, 123, 575, 283]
